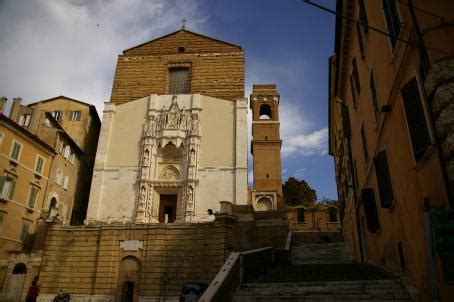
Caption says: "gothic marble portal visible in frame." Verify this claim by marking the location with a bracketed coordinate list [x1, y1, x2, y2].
[86, 94, 248, 224]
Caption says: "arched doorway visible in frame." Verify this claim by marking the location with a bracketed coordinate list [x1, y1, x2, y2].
[117, 256, 140, 302]
[7, 263, 27, 301]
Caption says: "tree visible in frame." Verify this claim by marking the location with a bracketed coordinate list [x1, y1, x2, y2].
[283, 177, 317, 206]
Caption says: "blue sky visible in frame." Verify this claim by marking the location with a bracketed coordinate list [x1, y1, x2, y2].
[0, 0, 337, 200]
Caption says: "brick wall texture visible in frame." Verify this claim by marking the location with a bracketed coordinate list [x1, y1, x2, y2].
[110, 30, 245, 103]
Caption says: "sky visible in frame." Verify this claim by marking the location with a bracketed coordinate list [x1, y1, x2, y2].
[0, 0, 338, 200]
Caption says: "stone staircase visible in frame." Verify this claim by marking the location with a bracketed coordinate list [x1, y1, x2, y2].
[233, 242, 413, 301]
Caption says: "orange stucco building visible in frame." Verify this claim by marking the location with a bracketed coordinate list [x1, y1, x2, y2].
[329, 1, 454, 301]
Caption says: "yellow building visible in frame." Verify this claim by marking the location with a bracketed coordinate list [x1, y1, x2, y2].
[0, 113, 55, 296]
[9, 96, 100, 224]
[329, 1, 454, 300]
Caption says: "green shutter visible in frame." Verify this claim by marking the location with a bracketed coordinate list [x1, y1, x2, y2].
[28, 187, 38, 208]
[0, 176, 5, 196]
[36, 157, 44, 174]
[8, 178, 15, 199]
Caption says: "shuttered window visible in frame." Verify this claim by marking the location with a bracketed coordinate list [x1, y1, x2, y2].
[0, 175, 16, 200]
[361, 124, 369, 161]
[369, 71, 379, 118]
[401, 77, 431, 161]
[169, 68, 189, 94]
[362, 188, 380, 233]
[357, 0, 368, 58]
[383, 0, 401, 50]
[374, 150, 394, 208]
[350, 59, 360, 107]
[27, 186, 38, 208]
[341, 105, 351, 136]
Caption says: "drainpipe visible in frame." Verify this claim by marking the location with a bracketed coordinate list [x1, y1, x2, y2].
[423, 198, 440, 302]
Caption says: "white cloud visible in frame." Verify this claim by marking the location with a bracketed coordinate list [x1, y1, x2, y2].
[282, 128, 328, 157]
[0, 0, 205, 117]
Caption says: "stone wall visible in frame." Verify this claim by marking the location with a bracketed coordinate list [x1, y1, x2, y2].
[38, 224, 230, 301]
[424, 57, 454, 201]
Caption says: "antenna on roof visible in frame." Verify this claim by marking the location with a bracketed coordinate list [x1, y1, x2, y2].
[181, 19, 187, 30]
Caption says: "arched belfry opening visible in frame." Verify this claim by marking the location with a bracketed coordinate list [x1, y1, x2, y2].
[259, 104, 272, 119]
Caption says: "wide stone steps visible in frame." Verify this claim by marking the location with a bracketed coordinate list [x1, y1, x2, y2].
[234, 279, 412, 301]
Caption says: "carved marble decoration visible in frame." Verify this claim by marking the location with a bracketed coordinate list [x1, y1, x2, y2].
[161, 167, 179, 180]
[135, 95, 201, 223]
[143, 149, 150, 165]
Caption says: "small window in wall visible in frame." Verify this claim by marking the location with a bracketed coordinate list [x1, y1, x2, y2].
[52, 110, 63, 122]
[0, 174, 16, 200]
[27, 186, 39, 208]
[19, 220, 31, 242]
[168, 68, 189, 94]
[401, 77, 431, 161]
[369, 71, 380, 119]
[69, 110, 81, 121]
[357, 0, 368, 58]
[382, 0, 401, 50]
[374, 150, 394, 208]
[296, 208, 305, 223]
[10, 141, 22, 161]
[328, 207, 338, 222]
[350, 58, 361, 107]
[18, 114, 31, 127]
[35, 156, 44, 174]
[259, 104, 272, 120]
[0, 132, 3, 146]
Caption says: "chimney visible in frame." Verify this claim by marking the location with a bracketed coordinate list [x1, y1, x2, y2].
[9, 97, 23, 121]
[0, 97, 7, 114]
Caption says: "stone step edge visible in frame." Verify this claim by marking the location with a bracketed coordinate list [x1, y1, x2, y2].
[242, 279, 400, 287]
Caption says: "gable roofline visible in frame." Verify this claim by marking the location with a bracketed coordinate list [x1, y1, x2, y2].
[122, 29, 243, 54]
[27, 95, 101, 124]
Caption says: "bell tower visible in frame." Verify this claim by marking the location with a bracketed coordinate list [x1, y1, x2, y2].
[250, 84, 283, 210]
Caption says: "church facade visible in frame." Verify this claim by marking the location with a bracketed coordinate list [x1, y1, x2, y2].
[86, 29, 248, 224]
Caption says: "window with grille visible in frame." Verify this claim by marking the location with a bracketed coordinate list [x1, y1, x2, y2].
[369, 71, 379, 119]
[401, 77, 431, 161]
[383, 0, 401, 50]
[362, 188, 380, 232]
[296, 208, 306, 223]
[52, 110, 63, 122]
[69, 110, 81, 121]
[374, 150, 394, 208]
[168, 68, 189, 94]
[350, 59, 360, 107]
[361, 124, 369, 161]
[10, 141, 21, 161]
[357, 0, 368, 58]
